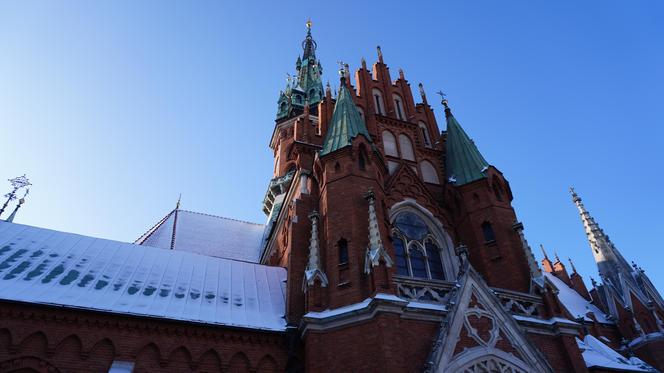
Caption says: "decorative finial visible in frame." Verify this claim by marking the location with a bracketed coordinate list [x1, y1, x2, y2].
[418, 83, 426, 98]
[306, 18, 312, 30]
[0, 174, 32, 218]
[337, 60, 346, 80]
[554, 250, 561, 263]
[398, 68, 405, 80]
[540, 244, 549, 259]
[590, 276, 598, 288]
[5, 188, 29, 223]
[568, 257, 578, 273]
[176, 194, 181, 210]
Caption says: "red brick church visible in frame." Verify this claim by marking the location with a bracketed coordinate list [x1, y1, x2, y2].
[0, 22, 663, 372]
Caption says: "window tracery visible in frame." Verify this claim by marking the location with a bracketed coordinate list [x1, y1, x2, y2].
[392, 211, 445, 280]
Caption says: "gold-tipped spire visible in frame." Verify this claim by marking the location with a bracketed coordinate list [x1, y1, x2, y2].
[306, 18, 312, 30]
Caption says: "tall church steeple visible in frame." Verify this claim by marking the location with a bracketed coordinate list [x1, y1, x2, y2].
[276, 20, 325, 121]
[570, 187, 636, 292]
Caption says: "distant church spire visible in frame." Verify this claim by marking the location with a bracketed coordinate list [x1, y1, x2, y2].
[570, 187, 635, 290]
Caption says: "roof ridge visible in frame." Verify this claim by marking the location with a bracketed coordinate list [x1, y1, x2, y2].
[134, 209, 176, 244]
[178, 209, 264, 226]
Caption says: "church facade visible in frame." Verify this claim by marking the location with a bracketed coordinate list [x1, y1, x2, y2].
[0, 23, 663, 373]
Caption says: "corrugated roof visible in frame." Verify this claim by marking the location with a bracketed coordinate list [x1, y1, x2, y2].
[0, 221, 287, 331]
[136, 209, 265, 263]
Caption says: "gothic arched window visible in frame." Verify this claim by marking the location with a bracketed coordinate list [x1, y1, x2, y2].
[372, 88, 386, 115]
[393, 94, 405, 120]
[419, 121, 431, 147]
[398, 134, 416, 161]
[482, 222, 496, 242]
[382, 130, 399, 157]
[420, 160, 440, 184]
[391, 211, 445, 280]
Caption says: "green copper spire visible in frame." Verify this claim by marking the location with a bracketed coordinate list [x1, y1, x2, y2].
[276, 21, 325, 120]
[320, 73, 371, 156]
[443, 99, 489, 185]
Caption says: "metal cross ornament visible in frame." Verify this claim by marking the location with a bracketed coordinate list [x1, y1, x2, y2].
[337, 60, 346, 77]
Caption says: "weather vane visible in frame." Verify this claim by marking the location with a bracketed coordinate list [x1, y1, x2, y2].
[0, 174, 31, 218]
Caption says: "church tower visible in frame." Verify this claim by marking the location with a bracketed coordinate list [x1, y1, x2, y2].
[260, 22, 663, 373]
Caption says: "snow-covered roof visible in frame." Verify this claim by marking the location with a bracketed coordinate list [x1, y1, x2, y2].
[576, 335, 657, 372]
[0, 221, 286, 331]
[544, 272, 611, 323]
[136, 209, 265, 262]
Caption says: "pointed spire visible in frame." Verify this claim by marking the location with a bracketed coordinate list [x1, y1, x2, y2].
[376, 45, 383, 63]
[418, 83, 428, 105]
[568, 257, 578, 274]
[570, 187, 636, 291]
[364, 190, 393, 273]
[398, 68, 405, 80]
[442, 95, 489, 186]
[540, 244, 549, 260]
[304, 211, 328, 290]
[176, 194, 181, 210]
[320, 65, 372, 156]
[302, 18, 317, 59]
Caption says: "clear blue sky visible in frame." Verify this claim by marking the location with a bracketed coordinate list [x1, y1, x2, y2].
[1, 1, 662, 290]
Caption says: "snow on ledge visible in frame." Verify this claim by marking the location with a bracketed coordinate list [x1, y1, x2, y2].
[576, 335, 657, 372]
[304, 293, 446, 320]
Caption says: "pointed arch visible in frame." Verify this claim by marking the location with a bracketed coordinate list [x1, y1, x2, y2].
[389, 200, 458, 281]
[257, 354, 279, 373]
[392, 93, 405, 120]
[358, 144, 368, 170]
[372, 88, 385, 115]
[135, 343, 162, 371]
[196, 349, 222, 372]
[382, 130, 398, 157]
[482, 221, 496, 242]
[167, 345, 193, 371]
[420, 160, 440, 184]
[54, 334, 82, 360]
[87, 338, 115, 371]
[0, 328, 12, 352]
[398, 134, 415, 161]
[19, 331, 48, 357]
[419, 121, 432, 147]
[228, 352, 250, 373]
